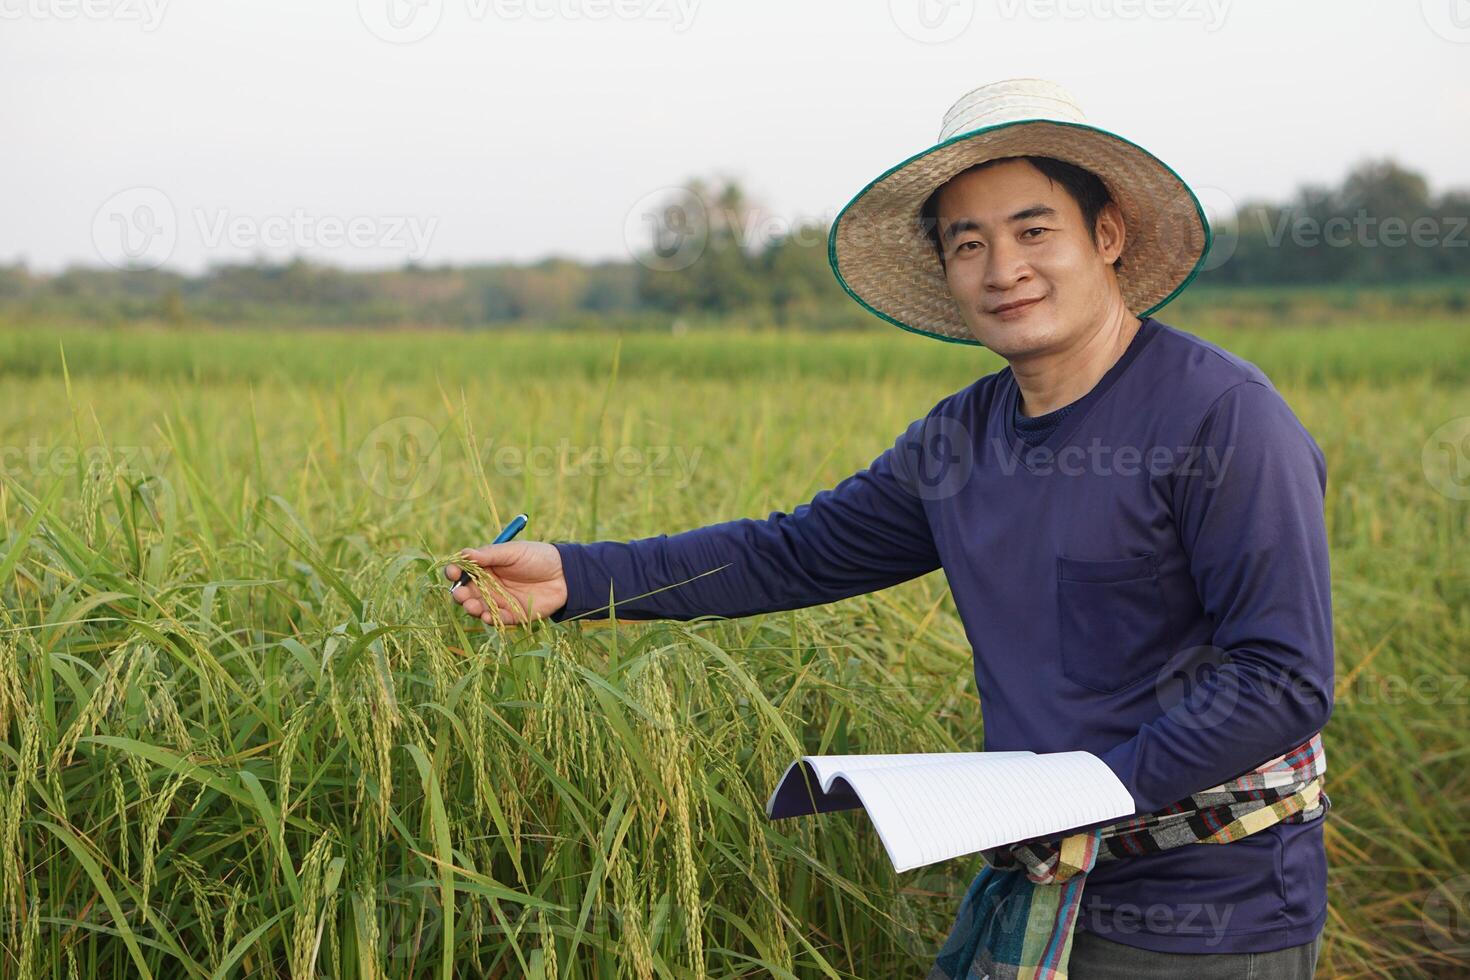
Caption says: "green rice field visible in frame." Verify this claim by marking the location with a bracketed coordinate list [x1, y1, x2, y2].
[0, 312, 1466, 978]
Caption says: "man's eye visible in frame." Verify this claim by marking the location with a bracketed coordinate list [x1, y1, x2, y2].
[958, 241, 980, 252]
[1023, 227, 1048, 238]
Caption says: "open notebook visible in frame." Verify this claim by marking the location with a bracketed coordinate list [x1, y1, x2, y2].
[764, 751, 1136, 873]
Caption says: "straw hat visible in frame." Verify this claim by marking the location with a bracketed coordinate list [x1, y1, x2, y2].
[827, 78, 1213, 346]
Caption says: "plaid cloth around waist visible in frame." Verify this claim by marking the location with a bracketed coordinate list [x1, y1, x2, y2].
[927, 733, 1329, 980]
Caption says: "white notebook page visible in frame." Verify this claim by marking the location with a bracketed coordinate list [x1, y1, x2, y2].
[766, 751, 1135, 873]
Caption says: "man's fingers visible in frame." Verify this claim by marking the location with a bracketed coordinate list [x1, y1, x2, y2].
[444, 572, 513, 622]
[460, 542, 519, 567]
[466, 594, 517, 623]
[456, 552, 520, 602]
[444, 563, 476, 602]
[447, 552, 529, 626]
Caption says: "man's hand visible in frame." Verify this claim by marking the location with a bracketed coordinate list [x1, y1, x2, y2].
[445, 540, 569, 625]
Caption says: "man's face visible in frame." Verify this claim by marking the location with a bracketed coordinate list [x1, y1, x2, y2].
[933, 158, 1125, 359]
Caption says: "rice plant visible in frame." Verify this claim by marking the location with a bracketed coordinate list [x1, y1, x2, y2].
[0, 315, 1465, 977]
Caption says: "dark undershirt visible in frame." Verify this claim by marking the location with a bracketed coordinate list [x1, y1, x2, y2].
[1013, 395, 1076, 446]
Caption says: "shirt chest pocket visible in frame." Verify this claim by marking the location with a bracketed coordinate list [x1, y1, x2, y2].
[1055, 552, 1173, 694]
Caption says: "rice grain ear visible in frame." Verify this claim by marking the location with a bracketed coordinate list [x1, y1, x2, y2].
[434, 552, 518, 625]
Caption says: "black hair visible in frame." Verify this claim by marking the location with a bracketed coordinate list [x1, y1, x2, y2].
[919, 155, 1123, 272]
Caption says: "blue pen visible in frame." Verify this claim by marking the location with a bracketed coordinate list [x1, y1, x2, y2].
[449, 513, 528, 592]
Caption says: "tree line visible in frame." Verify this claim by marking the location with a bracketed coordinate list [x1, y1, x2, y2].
[1, 159, 1464, 328]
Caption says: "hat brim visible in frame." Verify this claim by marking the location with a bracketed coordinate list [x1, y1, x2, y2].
[828, 119, 1213, 346]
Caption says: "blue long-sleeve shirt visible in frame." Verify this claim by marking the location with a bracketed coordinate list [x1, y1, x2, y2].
[548, 315, 1334, 954]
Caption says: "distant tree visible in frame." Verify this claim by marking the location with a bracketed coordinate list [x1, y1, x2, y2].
[0, 262, 31, 299]
[160, 288, 186, 325]
[1206, 158, 1463, 285]
[636, 176, 770, 315]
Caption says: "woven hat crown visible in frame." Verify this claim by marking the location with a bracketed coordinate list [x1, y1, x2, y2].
[938, 78, 1087, 141]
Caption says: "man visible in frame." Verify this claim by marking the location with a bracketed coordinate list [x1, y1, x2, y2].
[446, 79, 1332, 978]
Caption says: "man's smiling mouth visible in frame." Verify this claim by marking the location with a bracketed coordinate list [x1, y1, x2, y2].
[988, 297, 1045, 318]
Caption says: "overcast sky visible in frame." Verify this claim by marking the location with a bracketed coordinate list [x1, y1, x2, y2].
[3, 0, 1467, 273]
